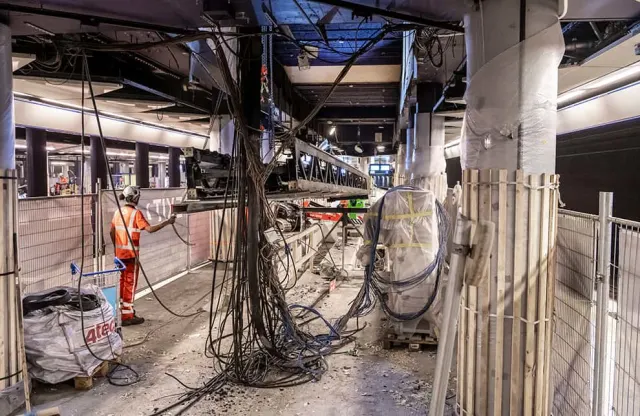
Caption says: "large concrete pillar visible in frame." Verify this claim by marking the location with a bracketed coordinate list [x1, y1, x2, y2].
[0, 21, 24, 413]
[412, 82, 447, 199]
[168, 147, 181, 188]
[395, 133, 407, 186]
[463, 0, 561, 173]
[135, 142, 150, 188]
[26, 129, 48, 197]
[405, 106, 416, 182]
[220, 116, 235, 156]
[157, 162, 167, 188]
[457, 1, 564, 415]
[209, 116, 221, 153]
[90, 136, 108, 192]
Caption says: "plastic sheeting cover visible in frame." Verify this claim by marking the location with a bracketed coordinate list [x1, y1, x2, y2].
[0, 23, 15, 170]
[23, 286, 122, 384]
[461, 22, 564, 173]
[357, 189, 443, 333]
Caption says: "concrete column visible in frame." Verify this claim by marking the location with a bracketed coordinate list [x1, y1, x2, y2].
[457, 1, 564, 415]
[261, 131, 274, 163]
[157, 162, 167, 188]
[209, 116, 221, 153]
[395, 139, 406, 185]
[26, 129, 48, 197]
[412, 83, 446, 197]
[0, 22, 24, 413]
[463, 0, 562, 173]
[168, 147, 181, 187]
[90, 136, 108, 192]
[220, 116, 235, 156]
[135, 142, 149, 188]
[0, 23, 13, 171]
[405, 106, 416, 182]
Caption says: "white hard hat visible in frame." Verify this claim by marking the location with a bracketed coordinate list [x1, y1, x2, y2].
[121, 186, 141, 204]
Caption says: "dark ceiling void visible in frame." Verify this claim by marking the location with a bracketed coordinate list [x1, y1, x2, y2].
[273, 23, 403, 66]
[320, 123, 393, 143]
[560, 20, 640, 66]
[315, 106, 396, 121]
[296, 83, 399, 106]
[12, 34, 218, 115]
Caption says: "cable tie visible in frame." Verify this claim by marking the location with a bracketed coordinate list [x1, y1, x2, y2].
[460, 305, 550, 325]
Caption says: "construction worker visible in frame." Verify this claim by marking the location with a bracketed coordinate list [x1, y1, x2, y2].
[110, 186, 175, 326]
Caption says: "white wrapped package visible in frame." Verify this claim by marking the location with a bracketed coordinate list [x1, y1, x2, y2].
[23, 286, 122, 384]
[357, 188, 443, 334]
[461, 22, 564, 173]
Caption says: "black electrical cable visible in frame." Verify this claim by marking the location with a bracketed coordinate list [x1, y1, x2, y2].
[81, 52, 203, 320]
[75, 58, 140, 386]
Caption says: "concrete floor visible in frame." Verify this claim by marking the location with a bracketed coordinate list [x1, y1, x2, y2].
[28, 244, 455, 416]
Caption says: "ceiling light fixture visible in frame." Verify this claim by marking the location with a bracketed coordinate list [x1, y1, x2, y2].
[376, 145, 385, 151]
[557, 89, 587, 106]
[354, 143, 364, 154]
[329, 127, 336, 136]
[583, 63, 640, 90]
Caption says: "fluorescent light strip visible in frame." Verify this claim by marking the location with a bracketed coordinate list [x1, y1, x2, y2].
[445, 138, 461, 149]
[558, 62, 640, 106]
[15, 144, 55, 151]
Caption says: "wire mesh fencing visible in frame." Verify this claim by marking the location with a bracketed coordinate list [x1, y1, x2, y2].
[18, 195, 95, 294]
[551, 209, 598, 416]
[609, 217, 640, 416]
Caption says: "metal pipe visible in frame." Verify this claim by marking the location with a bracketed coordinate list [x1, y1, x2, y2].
[429, 215, 472, 416]
[590, 22, 604, 42]
[593, 191, 613, 416]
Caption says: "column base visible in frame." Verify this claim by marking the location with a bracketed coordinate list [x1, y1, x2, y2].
[457, 169, 558, 416]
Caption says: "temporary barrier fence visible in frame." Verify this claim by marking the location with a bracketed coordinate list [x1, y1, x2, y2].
[551, 209, 598, 416]
[550, 193, 640, 416]
[18, 195, 95, 294]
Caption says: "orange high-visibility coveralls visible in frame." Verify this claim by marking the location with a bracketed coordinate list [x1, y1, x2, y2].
[111, 205, 150, 321]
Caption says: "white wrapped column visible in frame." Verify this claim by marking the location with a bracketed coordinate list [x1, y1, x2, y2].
[411, 83, 447, 201]
[395, 142, 407, 185]
[0, 21, 24, 414]
[457, 1, 564, 415]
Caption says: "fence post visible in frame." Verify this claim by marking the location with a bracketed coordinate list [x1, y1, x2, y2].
[95, 179, 102, 272]
[593, 191, 613, 416]
[186, 214, 192, 272]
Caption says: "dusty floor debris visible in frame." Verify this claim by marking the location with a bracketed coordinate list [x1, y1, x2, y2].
[28, 244, 456, 416]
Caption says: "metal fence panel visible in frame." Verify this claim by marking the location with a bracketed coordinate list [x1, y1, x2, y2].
[611, 220, 640, 416]
[551, 210, 598, 416]
[101, 188, 188, 290]
[188, 211, 211, 267]
[19, 195, 95, 294]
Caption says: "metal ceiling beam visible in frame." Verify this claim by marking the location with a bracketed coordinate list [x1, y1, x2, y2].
[307, 0, 463, 32]
[0, 3, 197, 34]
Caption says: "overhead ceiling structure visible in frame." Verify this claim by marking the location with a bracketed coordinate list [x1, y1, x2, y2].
[1, 0, 640, 156]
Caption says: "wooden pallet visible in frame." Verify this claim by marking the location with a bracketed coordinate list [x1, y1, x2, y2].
[73, 361, 112, 390]
[382, 331, 438, 352]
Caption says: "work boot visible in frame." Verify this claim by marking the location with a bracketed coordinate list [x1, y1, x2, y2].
[122, 315, 145, 326]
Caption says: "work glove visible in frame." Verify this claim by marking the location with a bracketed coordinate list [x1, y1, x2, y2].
[167, 214, 176, 225]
